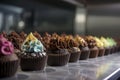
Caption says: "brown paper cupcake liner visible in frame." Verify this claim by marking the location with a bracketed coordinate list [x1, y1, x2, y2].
[89, 49, 99, 58]
[0, 60, 19, 78]
[69, 51, 81, 62]
[109, 47, 113, 54]
[115, 46, 119, 52]
[20, 55, 48, 71]
[47, 53, 70, 66]
[98, 48, 105, 57]
[117, 45, 120, 52]
[79, 50, 90, 60]
[104, 48, 111, 55]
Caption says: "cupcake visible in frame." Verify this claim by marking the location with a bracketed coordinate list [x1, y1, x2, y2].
[106, 38, 117, 54]
[19, 31, 27, 41]
[0, 32, 8, 39]
[7, 31, 23, 54]
[0, 35, 19, 78]
[85, 36, 99, 58]
[114, 38, 120, 52]
[19, 33, 47, 71]
[100, 37, 111, 55]
[94, 37, 105, 57]
[64, 35, 81, 62]
[75, 35, 90, 60]
[42, 32, 51, 50]
[47, 34, 70, 66]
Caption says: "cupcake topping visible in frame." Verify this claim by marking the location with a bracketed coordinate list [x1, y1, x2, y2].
[106, 38, 117, 47]
[64, 35, 79, 48]
[75, 35, 88, 48]
[0, 35, 14, 55]
[85, 36, 97, 48]
[21, 33, 45, 54]
[49, 36, 67, 50]
[94, 37, 104, 48]
[42, 32, 51, 49]
[8, 32, 23, 50]
[100, 37, 110, 48]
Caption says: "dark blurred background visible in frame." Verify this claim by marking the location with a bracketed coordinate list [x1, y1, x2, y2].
[0, 0, 120, 37]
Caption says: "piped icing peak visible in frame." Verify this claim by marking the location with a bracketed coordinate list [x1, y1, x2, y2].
[75, 35, 88, 48]
[94, 37, 104, 48]
[22, 33, 45, 53]
[0, 35, 14, 55]
[85, 36, 97, 48]
[100, 37, 110, 48]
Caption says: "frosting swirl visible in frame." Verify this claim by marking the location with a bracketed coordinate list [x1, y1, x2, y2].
[100, 37, 110, 48]
[0, 35, 14, 55]
[21, 33, 45, 53]
[94, 37, 104, 48]
[106, 38, 117, 47]
[85, 36, 97, 48]
[75, 35, 88, 48]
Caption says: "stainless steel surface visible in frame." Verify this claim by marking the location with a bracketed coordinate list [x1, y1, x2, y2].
[1, 53, 120, 80]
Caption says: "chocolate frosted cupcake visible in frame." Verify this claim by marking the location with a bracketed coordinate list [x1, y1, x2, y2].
[64, 35, 81, 62]
[8, 31, 23, 54]
[100, 37, 111, 55]
[42, 32, 51, 50]
[19, 31, 27, 41]
[47, 34, 70, 66]
[0, 35, 19, 78]
[19, 33, 47, 71]
[85, 36, 99, 58]
[75, 35, 90, 60]
[94, 37, 105, 57]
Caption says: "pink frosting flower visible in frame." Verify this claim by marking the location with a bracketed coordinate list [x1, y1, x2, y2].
[0, 35, 14, 55]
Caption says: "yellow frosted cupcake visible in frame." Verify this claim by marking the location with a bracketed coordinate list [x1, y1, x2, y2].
[94, 37, 105, 57]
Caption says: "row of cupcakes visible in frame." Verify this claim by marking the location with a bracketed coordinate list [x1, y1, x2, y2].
[0, 31, 119, 78]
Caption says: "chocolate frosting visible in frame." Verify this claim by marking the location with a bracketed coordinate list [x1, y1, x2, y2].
[19, 31, 27, 40]
[42, 32, 51, 50]
[8, 31, 23, 50]
[85, 36, 97, 48]
[75, 35, 88, 49]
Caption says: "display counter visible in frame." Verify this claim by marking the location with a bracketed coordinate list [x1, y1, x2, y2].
[1, 53, 120, 80]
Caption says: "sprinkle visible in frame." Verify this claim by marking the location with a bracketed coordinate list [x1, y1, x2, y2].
[31, 53, 36, 57]
[42, 52, 46, 56]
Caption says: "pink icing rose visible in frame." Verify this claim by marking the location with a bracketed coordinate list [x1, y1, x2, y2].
[0, 35, 14, 55]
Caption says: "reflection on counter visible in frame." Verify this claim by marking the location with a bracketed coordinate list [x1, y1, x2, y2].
[0, 53, 120, 80]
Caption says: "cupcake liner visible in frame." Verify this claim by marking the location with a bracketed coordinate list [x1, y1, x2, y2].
[115, 46, 119, 52]
[89, 48, 99, 58]
[117, 45, 120, 52]
[110, 47, 115, 54]
[0, 60, 19, 78]
[47, 53, 70, 66]
[20, 55, 47, 71]
[98, 48, 105, 57]
[104, 48, 111, 55]
[79, 50, 90, 60]
[69, 51, 81, 62]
